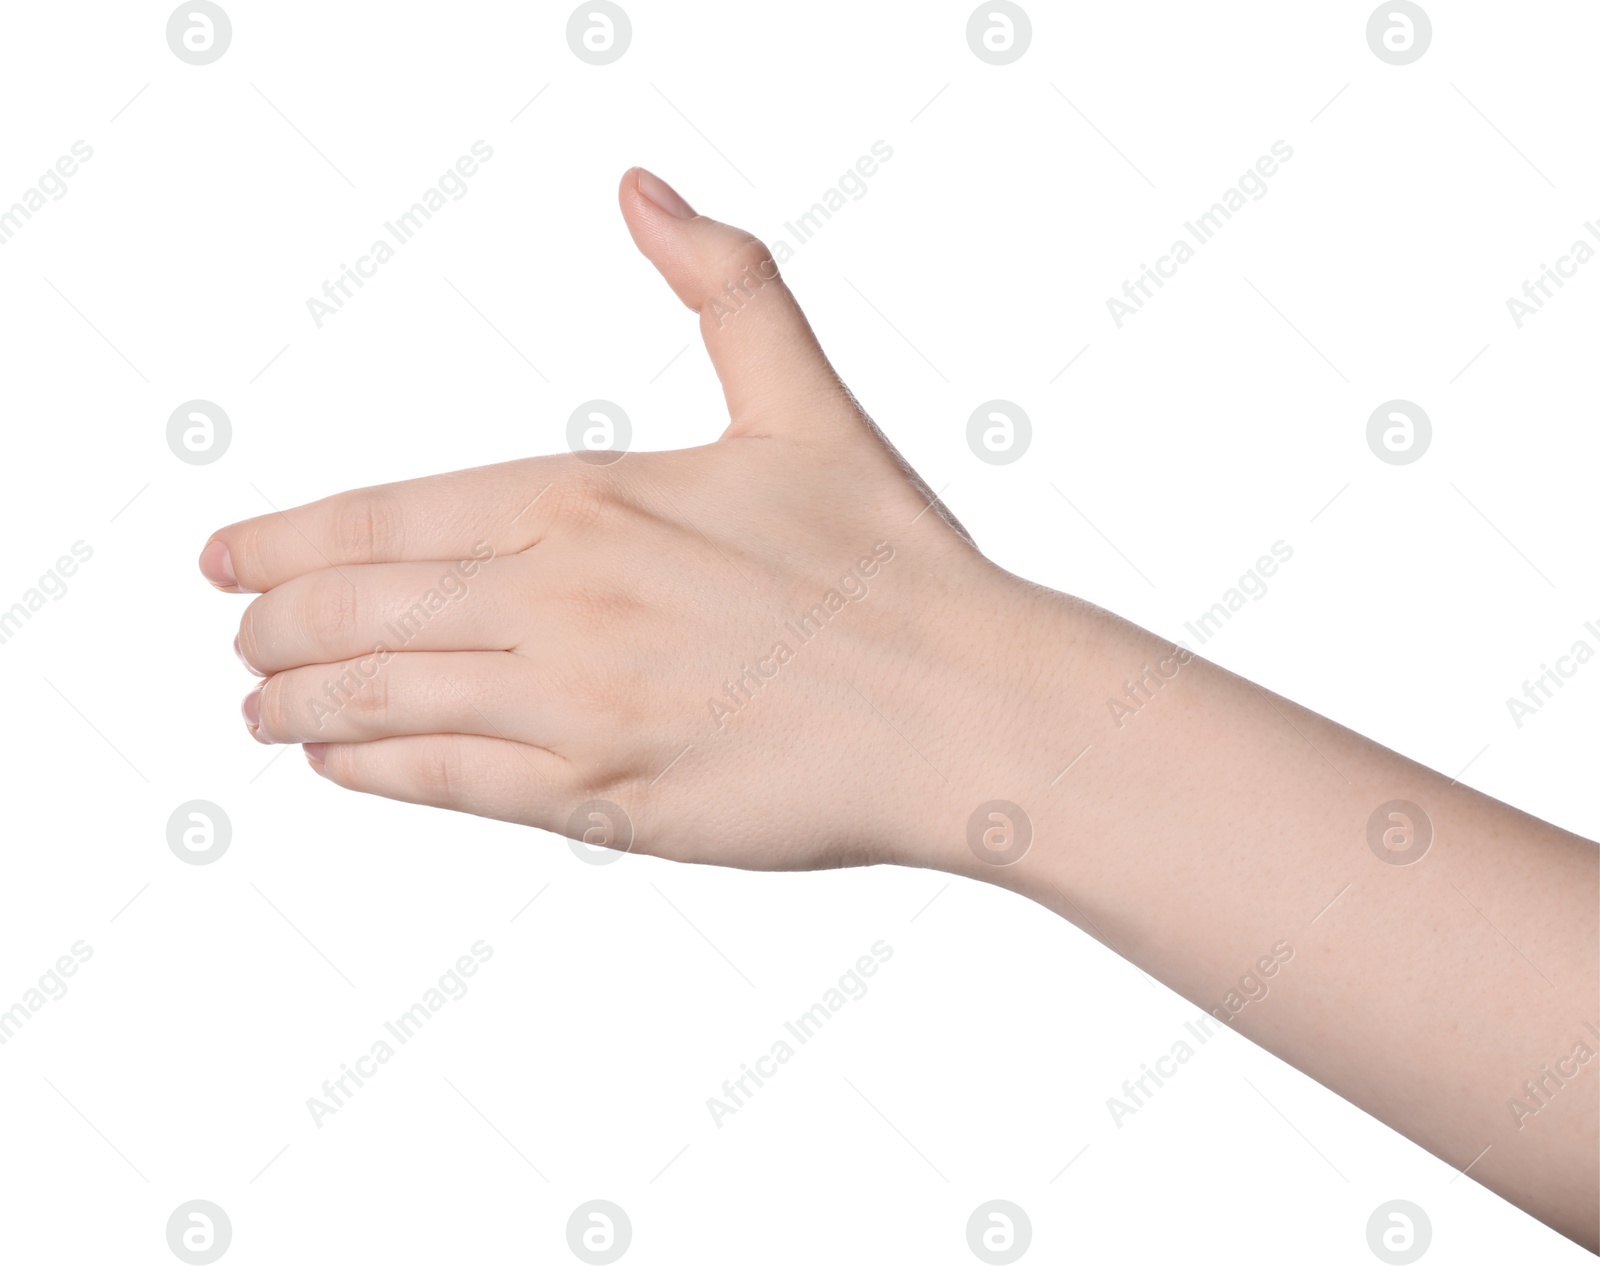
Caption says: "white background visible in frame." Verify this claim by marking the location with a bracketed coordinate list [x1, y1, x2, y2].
[0, 1, 1595, 1262]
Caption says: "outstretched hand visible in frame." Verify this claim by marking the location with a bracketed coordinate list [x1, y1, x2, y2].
[201, 168, 1051, 875]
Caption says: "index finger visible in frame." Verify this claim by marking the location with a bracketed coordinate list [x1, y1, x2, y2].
[198, 457, 562, 593]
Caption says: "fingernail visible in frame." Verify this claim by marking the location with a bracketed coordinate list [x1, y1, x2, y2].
[242, 683, 263, 730]
[233, 634, 257, 674]
[200, 539, 237, 589]
[304, 743, 327, 769]
[636, 168, 695, 219]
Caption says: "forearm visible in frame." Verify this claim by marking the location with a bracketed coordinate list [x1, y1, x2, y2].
[912, 574, 1599, 1247]
[205, 167, 1597, 1252]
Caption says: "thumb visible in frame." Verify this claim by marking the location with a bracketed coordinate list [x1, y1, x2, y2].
[619, 167, 848, 435]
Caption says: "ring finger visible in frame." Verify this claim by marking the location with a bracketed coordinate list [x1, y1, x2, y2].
[247, 651, 542, 746]
[238, 558, 528, 676]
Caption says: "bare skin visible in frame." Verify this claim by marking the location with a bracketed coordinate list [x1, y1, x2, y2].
[201, 168, 1600, 1250]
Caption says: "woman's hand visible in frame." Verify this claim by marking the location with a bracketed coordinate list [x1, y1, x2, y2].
[202, 168, 1599, 1248]
[202, 167, 1058, 875]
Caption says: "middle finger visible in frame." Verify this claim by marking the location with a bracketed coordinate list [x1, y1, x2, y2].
[237, 558, 527, 675]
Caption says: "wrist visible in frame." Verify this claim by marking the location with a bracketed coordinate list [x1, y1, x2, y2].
[881, 564, 1133, 885]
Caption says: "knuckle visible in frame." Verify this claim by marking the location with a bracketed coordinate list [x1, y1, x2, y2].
[230, 520, 268, 587]
[419, 736, 468, 803]
[258, 674, 292, 738]
[546, 618, 645, 728]
[333, 492, 404, 564]
[236, 601, 267, 672]
[547, 463, 614, 527]
[320, 742, 354, 784]
[715, 234, 782, 292]
[302, 573, 361, 645]
[343, 657, 390, 726]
